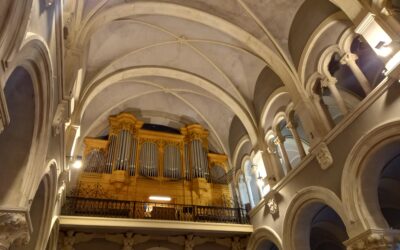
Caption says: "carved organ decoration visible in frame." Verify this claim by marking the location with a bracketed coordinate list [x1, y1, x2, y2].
[78, 113, 231, 206]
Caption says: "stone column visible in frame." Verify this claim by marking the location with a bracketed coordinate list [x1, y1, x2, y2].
[345, 229, 400, 250]
[244, 176, 255, 208]
[286, 121, 306, 159]
[310, 92, 335, 131]
[258, 138, 280, 186]
[265, 147, 285, 181]
[321, 76, 348, 116]
[340, 53, 372, 95]
[274, 136, 292, 174]
[234, 186, 243, 208]
[0, 212, 30, 250]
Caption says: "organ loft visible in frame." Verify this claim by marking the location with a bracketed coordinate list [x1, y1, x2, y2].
[75, 113, 233, 207]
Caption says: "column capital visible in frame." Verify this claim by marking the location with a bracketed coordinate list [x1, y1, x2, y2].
[273, 135, 285, 145]
[321, 76, 337, 88]
[286, 121, 295, 130]
[0, 212, 30, 250]
[340, 52, 359, 65]
[345, 229, 400, 250]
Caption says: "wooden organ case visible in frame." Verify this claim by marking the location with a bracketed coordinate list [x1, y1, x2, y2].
[77, 113, 232, 207]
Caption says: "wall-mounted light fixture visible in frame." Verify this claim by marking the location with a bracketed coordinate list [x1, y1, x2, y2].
[355, 13, 393, 56]
[71, 156, 83, 169]
[356, 13, 400, 78]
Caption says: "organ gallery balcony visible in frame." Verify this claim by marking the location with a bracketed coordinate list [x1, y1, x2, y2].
[61, 196, 249, 225]
[63, 113, 250, 232]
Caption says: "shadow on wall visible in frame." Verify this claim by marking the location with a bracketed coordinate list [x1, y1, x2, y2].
[0, 66, 35, 203]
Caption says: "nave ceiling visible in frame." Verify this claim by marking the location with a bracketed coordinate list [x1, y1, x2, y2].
[60, 0, 344, 158]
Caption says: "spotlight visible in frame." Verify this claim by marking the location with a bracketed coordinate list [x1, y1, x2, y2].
[72, 156, 83, 169]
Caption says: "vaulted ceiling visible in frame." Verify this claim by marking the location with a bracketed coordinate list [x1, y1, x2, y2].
[63, 0, 346, 157]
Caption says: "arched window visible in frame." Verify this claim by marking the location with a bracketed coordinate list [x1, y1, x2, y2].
[139, 142, 158, 177]
[244, 160, 261, 207]
[163, 144, 181, 179]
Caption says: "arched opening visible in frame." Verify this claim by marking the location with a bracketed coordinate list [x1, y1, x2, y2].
[276, 119, 302, 168]
[328, 52, 365, 100]
[309, 205, 348, 250]
[378, 153, 400, 229]
[0, 66, 35, 201]
[350, 36, 385, 88]
[292, 202, 348, 250]
[354, 136, 400, 229]
[12, 178, 47, 250]
[256, 239, 279, 250]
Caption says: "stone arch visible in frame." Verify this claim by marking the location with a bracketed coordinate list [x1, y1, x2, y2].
[247, 226, 282, 250]
[283, 186, 351, 250]
[0, 36, 54, 207]
[342, 120, 400, 232]
[14, 162, 57, 250]
[0, 0, 32, 62]
[253, 66, 285, 119]
[232, 135, 251, 171]
[298, 12, 350, 83]
[289, 0, 341, 68]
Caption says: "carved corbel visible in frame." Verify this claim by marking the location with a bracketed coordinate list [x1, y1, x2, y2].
[313, 142, 333, 170]
[264, 190, 280, 219]
[52, 101, 68, 136]
[0, 212, 31, 249]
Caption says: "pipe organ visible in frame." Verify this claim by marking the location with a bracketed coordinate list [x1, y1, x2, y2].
[78, 113, 232, 206]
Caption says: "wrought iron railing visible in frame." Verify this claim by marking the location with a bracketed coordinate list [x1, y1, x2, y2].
[62, 196, 250, 224]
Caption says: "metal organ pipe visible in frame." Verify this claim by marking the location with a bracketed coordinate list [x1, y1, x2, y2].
[129, 139, 137, 176]
[106, 135, 116, 173]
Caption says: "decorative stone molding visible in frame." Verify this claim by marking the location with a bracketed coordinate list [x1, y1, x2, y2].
[340, 52, 358, 65]
[313, 142, 333, 170]
[168, 234, 209, 250]
[52, 101, 68, 136]
[266, 198, 279, 215]
[59, 231, 96, 250]
[264, 190, 280, 219]
[345, 229, 400, 250]
[0, 212, 30, 250]
[105, 232, 150, 250]
[0, 87, 10, 134]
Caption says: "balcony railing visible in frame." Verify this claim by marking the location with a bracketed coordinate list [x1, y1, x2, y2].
[62, 196, 250, 224]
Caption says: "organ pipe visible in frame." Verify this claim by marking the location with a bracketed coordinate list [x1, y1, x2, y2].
[83, 113, 228, 184]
